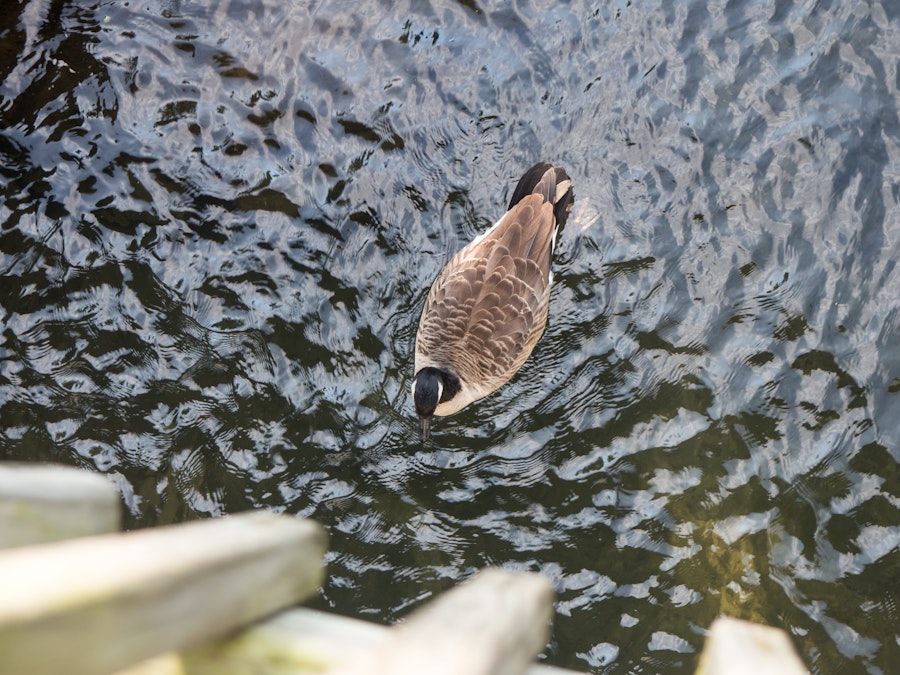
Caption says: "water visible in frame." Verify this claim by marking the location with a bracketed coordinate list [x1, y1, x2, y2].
[1, 0, 899, 671]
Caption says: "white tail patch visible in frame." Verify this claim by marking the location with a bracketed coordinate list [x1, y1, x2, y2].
[555, 179, 573, 203]
[571, 198, 601, 233]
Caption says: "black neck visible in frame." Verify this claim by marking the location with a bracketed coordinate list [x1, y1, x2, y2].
[437, 368, 461, 403]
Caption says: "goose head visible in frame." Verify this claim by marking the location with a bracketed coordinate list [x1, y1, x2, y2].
[411, 366, 460, 440]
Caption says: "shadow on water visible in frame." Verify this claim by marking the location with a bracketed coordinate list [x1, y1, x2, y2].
[2, 0, 900, 671]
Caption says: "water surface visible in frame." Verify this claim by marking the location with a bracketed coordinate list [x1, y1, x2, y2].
[1, 0, 899, 672]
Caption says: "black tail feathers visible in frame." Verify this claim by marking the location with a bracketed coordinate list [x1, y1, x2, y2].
[508, 162, 573, 226]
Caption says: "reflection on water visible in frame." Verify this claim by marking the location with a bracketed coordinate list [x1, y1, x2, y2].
[2, 0, 899, 671]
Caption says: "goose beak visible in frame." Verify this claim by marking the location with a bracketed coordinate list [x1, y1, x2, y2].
[419, 416, 431, 441]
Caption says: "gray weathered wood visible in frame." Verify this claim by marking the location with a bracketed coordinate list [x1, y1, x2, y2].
[325, 567, 555, 675]
[0, 463, 121, 548]
[119, 579, 576, 675]
[0, 511, 327, 675]
[201, 607, 579, 675]
[118, 606, 582, 675]
[696, 616, 807, 675]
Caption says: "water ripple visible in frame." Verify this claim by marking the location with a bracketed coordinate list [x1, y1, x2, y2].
[2, 0, 899, 671]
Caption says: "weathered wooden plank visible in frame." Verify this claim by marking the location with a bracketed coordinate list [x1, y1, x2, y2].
[0, 511, 327, 675]
[119, 584, 578, 675]
[695, 616, 807, 675]
[179, 606, 391, 675]
[0, 463, 121, 548]
[114, 608, 390, 675]
[325, 567, 554, 675]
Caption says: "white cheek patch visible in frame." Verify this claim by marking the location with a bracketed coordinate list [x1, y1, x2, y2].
[436, 379, 444, 403]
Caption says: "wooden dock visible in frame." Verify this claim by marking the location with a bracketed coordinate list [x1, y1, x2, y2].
[0, 463, 806, 675]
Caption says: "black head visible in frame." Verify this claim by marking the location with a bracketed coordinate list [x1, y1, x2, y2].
[411, 367, 461, 440]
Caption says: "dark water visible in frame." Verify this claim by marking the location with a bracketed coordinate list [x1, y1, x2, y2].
[2, 0, 899, 671]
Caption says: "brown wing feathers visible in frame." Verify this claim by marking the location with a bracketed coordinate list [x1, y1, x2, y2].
[416, 163, 572, 405]
[435, 195, 552, 378]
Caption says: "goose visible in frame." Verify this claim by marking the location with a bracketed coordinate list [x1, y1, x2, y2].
[412, 162, 573, 439]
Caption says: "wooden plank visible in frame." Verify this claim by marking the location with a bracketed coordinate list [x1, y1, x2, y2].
[179, 606, 392, 675]
[115, 609, 391, 675]
[0, 511, 327, 675]
[326, 567, 554, 675]
[0, 463, 121, 548]
[695, 616, 807, 675]
[120, 583, 579, 675]
[187, 607, 580, 675]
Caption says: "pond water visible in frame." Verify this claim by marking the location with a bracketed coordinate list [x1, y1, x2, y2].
[2, 0, 899, 671]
